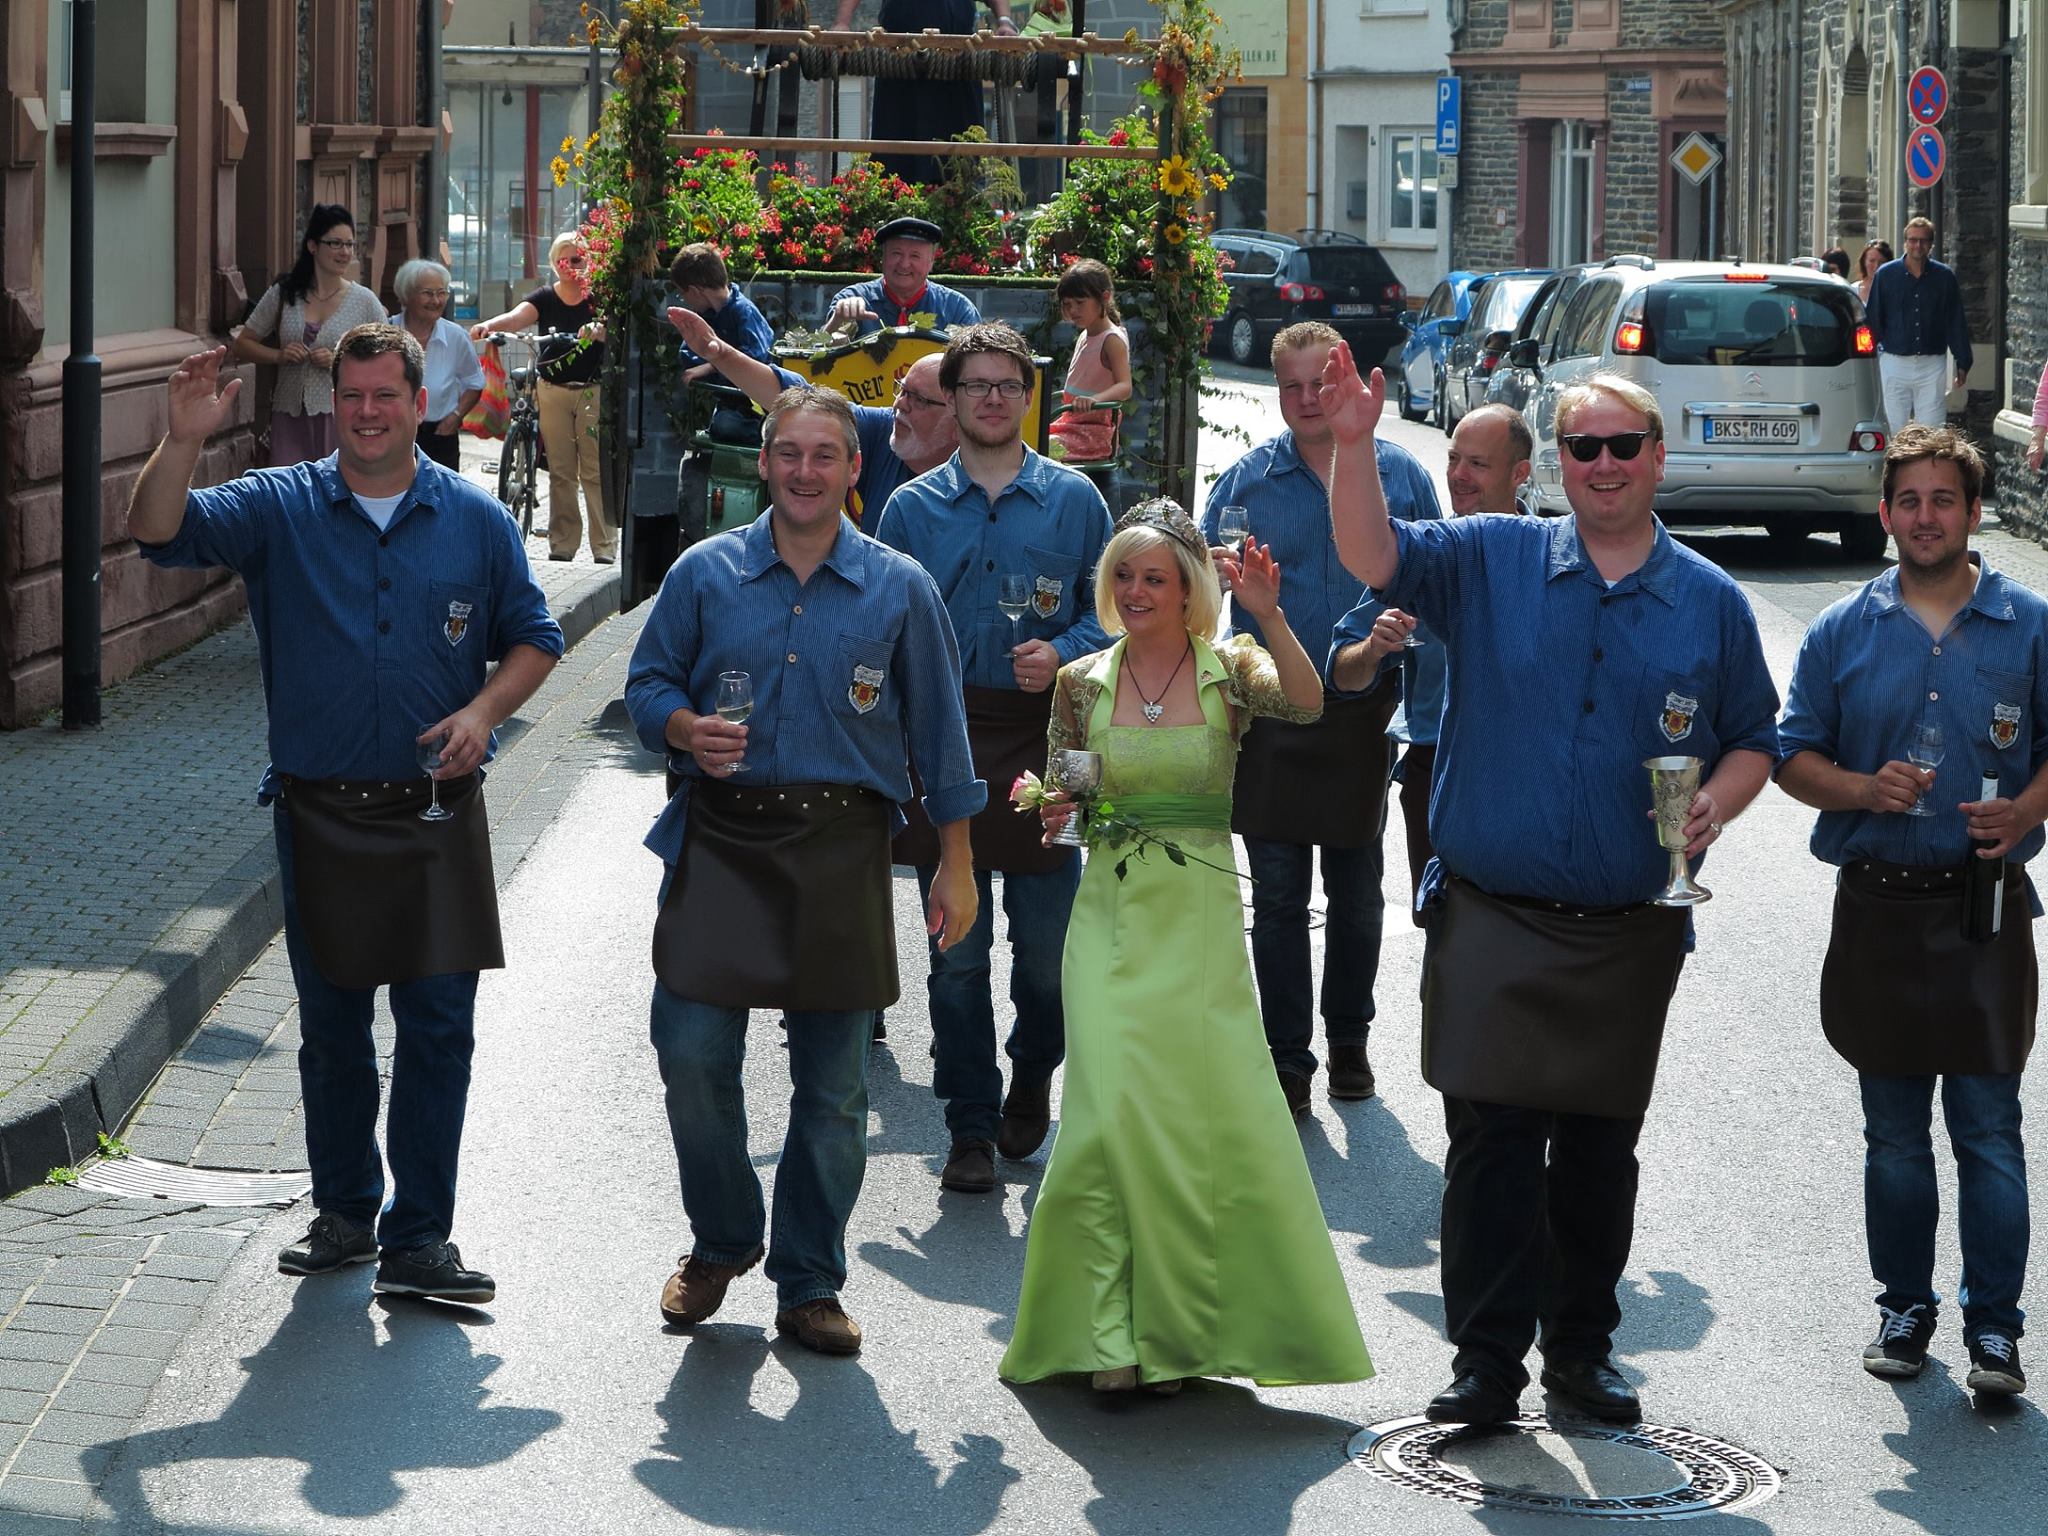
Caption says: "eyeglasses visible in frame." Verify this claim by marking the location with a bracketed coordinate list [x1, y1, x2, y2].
[957, 379, 1028, 400]
[413, 288, 451, 301]
[1561, 431, 1654, 463]
[895, 387, 945, 410]
[318, 238, 357, 252]
[556, 257, 588, 270]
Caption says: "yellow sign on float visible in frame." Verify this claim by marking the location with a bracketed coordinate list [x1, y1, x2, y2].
[777, 328, 1050, 450]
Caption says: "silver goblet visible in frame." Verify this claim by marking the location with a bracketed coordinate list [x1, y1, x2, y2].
[1045, 748, 1104, 849]
[1644, 755, 1712, 906]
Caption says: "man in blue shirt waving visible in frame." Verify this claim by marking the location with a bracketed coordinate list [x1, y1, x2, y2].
[129, 326, 565, 1307]
[876, 322, 1113, 1195]
[627, 386, 982, 1355]
[1325, 349, 1780, 1429]
[1779, 425, 2044, 1401]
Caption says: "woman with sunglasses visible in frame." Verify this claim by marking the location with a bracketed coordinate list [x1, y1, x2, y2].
[232, 204, 388, 467]
[472, 232, 613, 563]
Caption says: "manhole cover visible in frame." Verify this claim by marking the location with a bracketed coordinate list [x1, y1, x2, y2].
[75, 1157, 311, 1208]
[1348, 1414, 1782, 1520]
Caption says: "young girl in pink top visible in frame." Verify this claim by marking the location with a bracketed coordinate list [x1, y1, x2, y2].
[1048, 260, 1132, 464]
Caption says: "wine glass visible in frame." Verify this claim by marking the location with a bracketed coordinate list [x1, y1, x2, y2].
[1393, 608, 1425, 649]
[998, 573, 1031, 652]
[416, 727, 454, 823]
[1216, 504, 1251, 552]
[715, 671, 753, 775]
[1906, 721, 1945, 817]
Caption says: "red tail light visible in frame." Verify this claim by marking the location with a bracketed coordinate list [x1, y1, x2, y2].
[1723, 271, 1768, 283]
[1383, 283, 1406, 306]
[1852, 429, 1886, 453]
[1614, 320, 1646, 354]
[1854, 324, 1876, 355]
[1280, 282, 1325, 302]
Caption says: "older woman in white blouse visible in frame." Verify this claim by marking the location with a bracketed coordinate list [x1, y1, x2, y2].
[391, 259, 485, 471]
[232, 204, 387, 467]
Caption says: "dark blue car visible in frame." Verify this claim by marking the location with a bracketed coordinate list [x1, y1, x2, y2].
[1396, 271, 1481, 422]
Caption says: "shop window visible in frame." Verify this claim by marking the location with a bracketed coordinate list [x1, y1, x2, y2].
[1387, 130, 1438, 236]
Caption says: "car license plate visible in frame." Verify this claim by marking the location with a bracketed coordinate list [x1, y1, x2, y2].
[1704, 416, 1801, 444]
[1331, 304, 1372, 317]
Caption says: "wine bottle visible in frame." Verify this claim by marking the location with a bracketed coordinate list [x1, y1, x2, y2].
[1964, 770, 2004, 943]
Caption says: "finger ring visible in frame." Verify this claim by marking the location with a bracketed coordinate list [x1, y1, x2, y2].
[1709, 821, 1724, 834]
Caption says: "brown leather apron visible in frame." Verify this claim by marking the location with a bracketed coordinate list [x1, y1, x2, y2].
[893, 685, 1070, 875]
[654, 780, 899, 1011]
[1420, 876, 1689, 1118]
[279, 774, 503, 989]
[1820, 860, 2037, 1076]
[1231, 684, 1400, 848]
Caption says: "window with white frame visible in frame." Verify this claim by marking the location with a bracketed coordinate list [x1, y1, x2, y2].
[1387, 131, 1438, 236]
[1550, 119, 1596, 267]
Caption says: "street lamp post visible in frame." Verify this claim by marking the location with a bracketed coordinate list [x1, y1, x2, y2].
[61, 0, 101, 729]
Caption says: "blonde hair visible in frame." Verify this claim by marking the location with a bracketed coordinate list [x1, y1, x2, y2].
[548, 230, 587, 270]
[1555, 372, 1665, 443]
[1093, 522, 1222, 640]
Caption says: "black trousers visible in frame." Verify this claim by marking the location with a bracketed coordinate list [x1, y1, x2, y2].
[1439, 1093, 1645, 1390]
[416, 423, 461, 470]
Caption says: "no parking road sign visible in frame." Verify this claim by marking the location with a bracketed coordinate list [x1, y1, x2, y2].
[1908, 64, 1948, 126]
[1907, 124, 1947, 189]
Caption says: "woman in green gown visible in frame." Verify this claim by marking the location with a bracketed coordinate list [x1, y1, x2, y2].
[999, 502, 1374, 1393]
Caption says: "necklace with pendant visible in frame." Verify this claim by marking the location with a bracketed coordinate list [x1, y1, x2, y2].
[1129, 641, 1192, 724]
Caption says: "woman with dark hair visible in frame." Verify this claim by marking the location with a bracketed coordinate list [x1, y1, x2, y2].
[232, 205, 388, 467]
[1858, 240, 1895, 307]
[1819, 247, 1852, 280]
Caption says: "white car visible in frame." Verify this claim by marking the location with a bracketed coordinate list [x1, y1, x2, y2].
[1517, 256, 1890, 559]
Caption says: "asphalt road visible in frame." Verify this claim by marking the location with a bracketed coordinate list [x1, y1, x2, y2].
[89, 382, 2048, 1534]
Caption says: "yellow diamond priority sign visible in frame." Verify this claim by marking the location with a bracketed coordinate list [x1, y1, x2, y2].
[1671, 132, 1723, 186]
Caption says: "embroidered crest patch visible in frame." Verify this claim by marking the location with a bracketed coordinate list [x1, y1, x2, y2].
[1032, 574, 1064, 618]
[444, 600, 473, 648]
[1991, 702, 2022, 750]
[1659, 691, 1699, 744]
[849, 663, 884, 714]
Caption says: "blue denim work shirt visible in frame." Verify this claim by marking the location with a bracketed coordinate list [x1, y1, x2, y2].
[1779, 562, 2048, 888]
[1866, 257, 1974, 370]
[827, 277, 981, 335]
[1202, 431, 1443, 676]
[1326, 604, 1448, 748]
[772, 365, 909, 525]
[873, 448, 1114, 686]
[625, 511, 986, 866]
[1379, 513, 1782, 908]
[138, 452, 564, 800]
[677, 284, 776, 372]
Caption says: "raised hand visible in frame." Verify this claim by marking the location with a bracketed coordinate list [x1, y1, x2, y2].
[666, 304, 717, 356]
[1317, 340, 1385, 447]
[166, 348, 243, 446]
[1227, 535, 1285, 619]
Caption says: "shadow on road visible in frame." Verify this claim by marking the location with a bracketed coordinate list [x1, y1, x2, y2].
[636, 1329, 1020, 1536]
[1302, 1099, 1444, 1272]
[1008, 1376, 1355, 1535]
[90, 1285, 561, 1529]
[1873, 1359, 2048, 1531]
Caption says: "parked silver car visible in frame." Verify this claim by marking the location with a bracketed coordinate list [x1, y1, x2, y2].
[1516, 256, 1890, 558]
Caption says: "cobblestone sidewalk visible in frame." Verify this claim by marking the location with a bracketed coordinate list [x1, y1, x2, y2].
[0, 605, 647, 1529]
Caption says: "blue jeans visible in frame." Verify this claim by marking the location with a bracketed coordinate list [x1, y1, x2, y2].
[1245, 836, 1384, 1079]
[916, 860, 1078, 1144]
[1861, 1072, 2029, 1342]
[650, 984, 872, 1308]
[273, 808, 478, 1252]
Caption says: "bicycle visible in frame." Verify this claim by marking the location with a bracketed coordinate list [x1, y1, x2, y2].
[484, 331, 544, 537]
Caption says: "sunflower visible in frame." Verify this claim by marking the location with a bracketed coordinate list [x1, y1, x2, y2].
[1157, 155, 1196, 198]
[1163, 223, 1187, 245]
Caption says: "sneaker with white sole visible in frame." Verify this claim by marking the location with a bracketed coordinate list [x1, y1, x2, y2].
[1862, 1302, 1935, 1378]
[1967, 1332, 2026, 1396]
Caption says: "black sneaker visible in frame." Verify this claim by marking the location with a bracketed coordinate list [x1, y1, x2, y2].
[278, 1212, 378, 1277]
[1862, 1302, 1935, 1379]
[372, 1241, 496, 1304]
[1967, 1332, 2027, 1396]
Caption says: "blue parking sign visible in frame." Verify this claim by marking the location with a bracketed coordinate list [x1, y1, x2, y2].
[1436, 77, 1462, 157]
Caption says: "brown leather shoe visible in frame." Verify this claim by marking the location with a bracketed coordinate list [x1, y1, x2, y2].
[1277, 1069, 1312, 1118]
[941, 1137, 998, 1192]
[775, 1296, 863, 1354]
[659, 1243, 765, 1327]
[1327, 1043, 1377, 1101]
[995, 1077, 1053, 1160]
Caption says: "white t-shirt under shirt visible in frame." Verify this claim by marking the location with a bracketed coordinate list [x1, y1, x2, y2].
[354, 491, 407, 532]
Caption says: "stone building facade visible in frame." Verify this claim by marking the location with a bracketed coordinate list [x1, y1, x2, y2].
[0, 1, 442, 729]
[1447, 0, 1728, 274]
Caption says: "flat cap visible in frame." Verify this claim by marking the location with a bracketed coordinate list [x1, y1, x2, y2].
[876, 216, 944, 245]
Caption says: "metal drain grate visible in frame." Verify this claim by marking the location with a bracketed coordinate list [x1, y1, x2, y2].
[1348, 1414, 1783, 1521]
[75, 1157, 311, 1208]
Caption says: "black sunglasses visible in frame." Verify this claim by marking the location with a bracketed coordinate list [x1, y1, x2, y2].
[1561, 431, 1654, 463]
